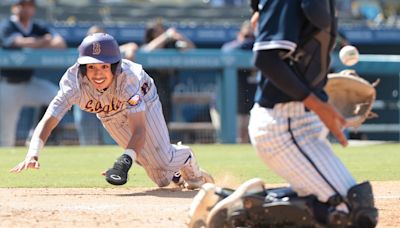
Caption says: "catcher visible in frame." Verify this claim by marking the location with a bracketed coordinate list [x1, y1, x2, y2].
[187, 0, 378, 227]
[187, 69, 379, 228]
[10, 33, 214, 190]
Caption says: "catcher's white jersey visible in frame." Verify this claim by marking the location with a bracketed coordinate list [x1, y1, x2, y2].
[248, 102, 356, 204]
[46, 59, 191, 186]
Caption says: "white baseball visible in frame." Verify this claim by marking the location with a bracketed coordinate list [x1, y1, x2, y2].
[339, 45, 359, 66]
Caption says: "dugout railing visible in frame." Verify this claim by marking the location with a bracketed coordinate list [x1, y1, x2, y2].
[0, 49, 399, 142]
[0, 49, 251, 143]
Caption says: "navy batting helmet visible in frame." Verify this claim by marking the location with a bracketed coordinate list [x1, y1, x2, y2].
[77, 33, 121, 65]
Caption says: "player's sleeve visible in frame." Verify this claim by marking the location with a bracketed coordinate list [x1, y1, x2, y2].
[45, 66, 80, 120]
[34, 20, 59, 37]
[121, 73, 146, 114]
[0, 20, 20, 48]
[254, 49, 310, 100]
[301, 0, 332, 30]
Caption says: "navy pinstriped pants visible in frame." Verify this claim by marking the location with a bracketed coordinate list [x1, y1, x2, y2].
[249, 102, 356, 204]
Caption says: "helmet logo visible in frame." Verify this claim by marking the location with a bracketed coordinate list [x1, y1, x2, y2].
[92, 42, 101, 55]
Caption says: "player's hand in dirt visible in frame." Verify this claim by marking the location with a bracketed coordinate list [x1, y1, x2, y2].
[10, 156, 40, 173]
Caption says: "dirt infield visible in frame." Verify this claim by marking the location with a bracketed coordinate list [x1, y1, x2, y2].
[0, 181, 399, 228]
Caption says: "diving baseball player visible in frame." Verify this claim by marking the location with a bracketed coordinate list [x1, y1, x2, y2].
[10, 33, 214, 190]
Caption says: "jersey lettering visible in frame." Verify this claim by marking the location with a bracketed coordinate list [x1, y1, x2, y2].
[84, 98, 122, 113]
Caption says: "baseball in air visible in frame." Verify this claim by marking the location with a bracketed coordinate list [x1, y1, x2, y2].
[339, 45, 359, 66]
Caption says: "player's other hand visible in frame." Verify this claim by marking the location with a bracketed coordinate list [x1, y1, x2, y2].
[251, 12, 259, 30]
[10, 156, 40, 173]
[304, 94, 348, 147]
[166, 27, 184, 41]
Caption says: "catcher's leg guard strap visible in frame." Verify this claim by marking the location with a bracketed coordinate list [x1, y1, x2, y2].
[347, 181, 378, 228]
[265, 186, 297, 199]
[234, 195, 318, 227]
[320, 182, 378, 228]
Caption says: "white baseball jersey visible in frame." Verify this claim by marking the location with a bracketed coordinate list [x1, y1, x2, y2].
[248, 102, 356, 206]
[46, 59, 192, 186]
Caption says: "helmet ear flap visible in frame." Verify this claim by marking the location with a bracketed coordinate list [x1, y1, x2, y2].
[111, 61, 121, 76]
[79, 64, 87, 77]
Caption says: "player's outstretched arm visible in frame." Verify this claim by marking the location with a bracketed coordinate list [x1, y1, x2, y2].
[303, 93, 348, 147]
[10, 114, 60, 173]
[126, 111, 147, 155]
[103, 111, 147, 185]
[10, 156, 40, 173]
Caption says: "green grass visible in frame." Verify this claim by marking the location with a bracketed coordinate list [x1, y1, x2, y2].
[0, 144, 399, 188]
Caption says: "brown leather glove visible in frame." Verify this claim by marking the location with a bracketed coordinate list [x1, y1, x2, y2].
[325, 69, 379, 129]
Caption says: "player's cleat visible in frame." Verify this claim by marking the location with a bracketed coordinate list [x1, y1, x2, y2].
[181, 152, 214, 190]
[171, 171, 184, 187]
[184, 169, 215, 190]
[206, 178, 265, 228]
[188, 183, 221, 228]
[105, 154, 132, 185]
[188, 183, 237, 228]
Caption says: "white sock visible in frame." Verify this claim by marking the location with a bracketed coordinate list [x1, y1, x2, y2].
[123, 149, 137, 161]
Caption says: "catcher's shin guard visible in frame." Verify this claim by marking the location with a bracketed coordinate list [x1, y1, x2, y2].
[347, 182, 378, 228]
[105, 154, 132, 185]
[207, 179, 323, 228]
[232, 195, 318, 228]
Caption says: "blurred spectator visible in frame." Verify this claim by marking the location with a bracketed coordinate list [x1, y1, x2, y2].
[0, 0, 66, 147]
[221, 20, 257, 143]
[336, 0, 353, 15]
[351, 0, 384, 25]
[141, 18, 196, 123]
[359, 1, 382, 21]
[222, 20, 255, 51]
[204, 0, 248, 7]
[141, 18, 195, 52]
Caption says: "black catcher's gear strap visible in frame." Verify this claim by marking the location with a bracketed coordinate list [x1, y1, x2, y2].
[290, 0, 337, 89]
[250, 0, 259, 12]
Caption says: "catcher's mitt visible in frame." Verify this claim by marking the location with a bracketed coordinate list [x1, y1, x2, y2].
[325, 69, 379, 129]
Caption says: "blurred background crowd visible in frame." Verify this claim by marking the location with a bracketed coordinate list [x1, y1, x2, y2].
[2, 0, 400, 29]
[0, 0, 400, 146]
